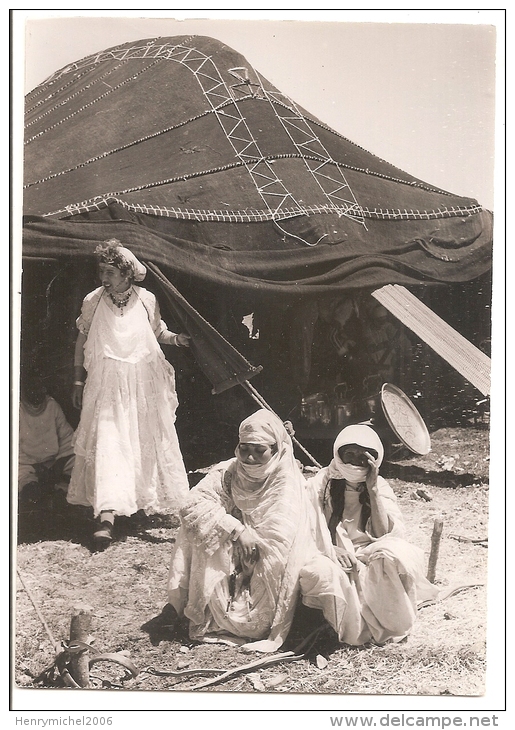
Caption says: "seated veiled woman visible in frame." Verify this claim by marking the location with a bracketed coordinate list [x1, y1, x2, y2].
[163, 409, 327, 653]
[300, 424, 439, 645]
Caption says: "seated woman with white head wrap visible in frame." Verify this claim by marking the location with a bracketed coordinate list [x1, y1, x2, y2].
[299, 424, 439, 645]
[164, 409, 328, 653]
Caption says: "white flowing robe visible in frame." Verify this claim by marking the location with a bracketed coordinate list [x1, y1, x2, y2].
[300, 468, 439, 645]
[168, 449, 327, 653]
[67, 287, 189, 517]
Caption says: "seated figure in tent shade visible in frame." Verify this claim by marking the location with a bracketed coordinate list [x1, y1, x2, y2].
[66, 239, 191, 549]
[18, 369, 75, 505]
[299, 424, 440, 645]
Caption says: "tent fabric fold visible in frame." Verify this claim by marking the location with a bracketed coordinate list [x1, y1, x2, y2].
[22, 204, 492, 300]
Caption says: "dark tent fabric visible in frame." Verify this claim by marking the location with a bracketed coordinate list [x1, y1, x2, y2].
[23, 35, 493, 301]
[148, 262, 262, 394]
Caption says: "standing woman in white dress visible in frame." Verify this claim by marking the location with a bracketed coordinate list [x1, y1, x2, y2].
[67, 239, 191, 548]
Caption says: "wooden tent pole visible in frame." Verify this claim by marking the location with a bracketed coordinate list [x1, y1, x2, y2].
[243, 380, 322, 469]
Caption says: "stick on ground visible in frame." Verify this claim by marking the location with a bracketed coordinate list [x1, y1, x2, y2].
[427, 518, 444, 583]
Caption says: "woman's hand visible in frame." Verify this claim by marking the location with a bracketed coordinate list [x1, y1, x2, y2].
[364, 451, 379, 494]
[72, 384, 84, 410]
[176, 333, 191, 347]
[364, 452, 390, 537]
[235, 528, 259, 564]
[335, 546, 358, 571]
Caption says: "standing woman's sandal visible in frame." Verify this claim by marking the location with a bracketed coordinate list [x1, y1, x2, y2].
[93, 519, 113, 549]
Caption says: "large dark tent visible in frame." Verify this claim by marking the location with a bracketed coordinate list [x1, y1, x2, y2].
[21, 36, 493, 465]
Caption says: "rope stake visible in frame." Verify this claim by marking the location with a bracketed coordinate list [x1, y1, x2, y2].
[17, 567, 139, 688]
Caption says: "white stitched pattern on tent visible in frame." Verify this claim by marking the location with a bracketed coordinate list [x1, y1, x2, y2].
[24, 37, 163, 101]
[24, 59, 164, 145]
[25, 89, 469, 205]
[348, 206, 482, 219]
[25, 60, 133, 119]
[372, 284, 490, 396]
[27, 39, 486, 232]
[53, 198, 346, 221]
[23, 101, 255, 189]
[255, 72, 365, 228]
[45, 195, 483, 224]
[26, 39, 484, 223]
[171, 44, 307, 225]
[29, 40, 307, 229]
[226, 94, 464, 200]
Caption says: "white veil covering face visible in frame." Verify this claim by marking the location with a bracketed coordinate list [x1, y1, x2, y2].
[301, 423, 441, 645]
[231, 409, 292, 499]
[327, 424, 384, 483]
[226, 410, 320, 651]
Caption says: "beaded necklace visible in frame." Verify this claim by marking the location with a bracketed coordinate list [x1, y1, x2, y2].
[108, 287, 133, 315]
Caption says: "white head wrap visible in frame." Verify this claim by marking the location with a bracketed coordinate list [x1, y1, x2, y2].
[233, 409, 290, 486]
[117, 246, 147, 282]
[238, 409, 286, 448]
[98, 240, 147, 282]
[328, 424, 384, 483]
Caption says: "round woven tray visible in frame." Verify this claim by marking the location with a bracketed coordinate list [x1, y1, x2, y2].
[380, 383, 431, 455]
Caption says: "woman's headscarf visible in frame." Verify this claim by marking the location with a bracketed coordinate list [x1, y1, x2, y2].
[118, 246, 147, 281]
[232, 409, 291, 493]
[238, 408, 287, 447]
[327, 424, 384, 483]
[97, 240, 147, 281]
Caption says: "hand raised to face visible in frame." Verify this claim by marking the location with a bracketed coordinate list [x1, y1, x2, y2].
[364, 451, 379, 492]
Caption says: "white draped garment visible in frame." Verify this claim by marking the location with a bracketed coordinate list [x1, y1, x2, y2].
[67, 287, 189, 516]
[167, 410, 331, 652]
[300, 425, 439, 645]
